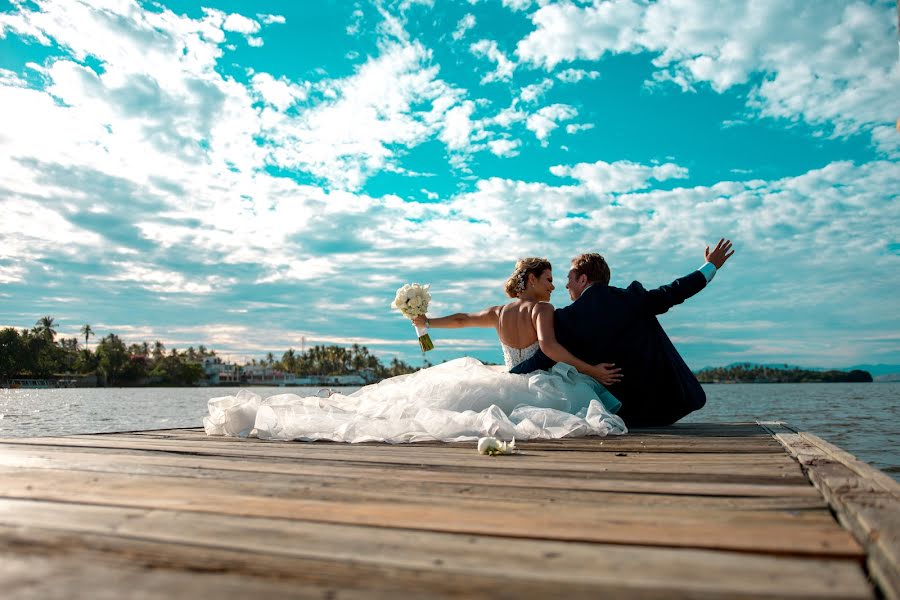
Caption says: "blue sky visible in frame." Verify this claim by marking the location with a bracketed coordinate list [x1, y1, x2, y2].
[1, 0, 898, 369]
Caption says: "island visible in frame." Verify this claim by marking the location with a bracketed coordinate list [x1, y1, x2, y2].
[695, 363, 873, 384]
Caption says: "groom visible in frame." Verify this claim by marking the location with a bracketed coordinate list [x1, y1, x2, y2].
[511, 239, 735, 427]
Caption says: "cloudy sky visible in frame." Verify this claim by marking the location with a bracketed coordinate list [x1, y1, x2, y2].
[1, 0, 898, 369]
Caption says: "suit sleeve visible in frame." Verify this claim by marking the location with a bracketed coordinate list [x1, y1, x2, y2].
[631, 270, 708, 316]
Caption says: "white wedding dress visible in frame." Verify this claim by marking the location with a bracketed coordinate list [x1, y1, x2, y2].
[204, 342, 627, 442]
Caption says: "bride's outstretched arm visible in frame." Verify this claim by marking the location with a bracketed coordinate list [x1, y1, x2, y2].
[533, 303, 623, 386]
[413, 306, 501, 329]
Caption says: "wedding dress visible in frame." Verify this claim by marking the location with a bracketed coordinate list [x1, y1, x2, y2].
[204, 342, 627, 442]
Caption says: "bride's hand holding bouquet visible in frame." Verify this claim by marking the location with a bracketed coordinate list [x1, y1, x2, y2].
[392, 283, 434, 352]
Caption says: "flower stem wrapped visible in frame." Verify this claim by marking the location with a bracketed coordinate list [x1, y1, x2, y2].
[414, 322, 435, 352]
[391, 283, 434, 352]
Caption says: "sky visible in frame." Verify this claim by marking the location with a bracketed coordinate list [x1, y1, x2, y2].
[0, 0, 898, 370]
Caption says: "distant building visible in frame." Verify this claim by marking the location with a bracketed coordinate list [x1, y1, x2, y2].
[201, 357, 240, 385]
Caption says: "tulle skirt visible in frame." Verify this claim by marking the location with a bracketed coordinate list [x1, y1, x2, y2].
[204, 357, 626, 443]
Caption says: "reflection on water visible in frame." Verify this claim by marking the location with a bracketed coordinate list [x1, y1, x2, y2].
[2, 382, 898, 479]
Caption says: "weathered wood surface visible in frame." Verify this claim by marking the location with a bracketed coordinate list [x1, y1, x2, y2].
[0, 422, 884, 599]
[762, 422, 900, 600]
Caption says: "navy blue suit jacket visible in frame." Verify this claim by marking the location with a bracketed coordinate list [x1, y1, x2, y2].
[510, 270, 708, 427]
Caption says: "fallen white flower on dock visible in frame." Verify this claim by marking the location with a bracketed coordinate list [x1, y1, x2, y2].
[477, 436, 516, 456]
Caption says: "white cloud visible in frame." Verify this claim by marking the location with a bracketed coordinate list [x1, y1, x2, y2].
[469, 39, 516, 83]
[251, 72, 307, 110]
[222, 13, 260, 35]
[257, 14, 286, 25]
[502, 0, 547, 11]
[90, 262, 236, 295]
[0, 68, 26, 87]
[518, 78, 553, 103]
[487, 138, 521, 157]
[487, 104, 527, 129]
[514, 0, 899, 152]
[565, 122, 594, 134]
[452, 14, 476, 41]
[556, 68, 599, 83]
[263, 40, 468, 189]
[550, 159, 688, 194]
[440, 101, 476, 150]
[525, 103, 577, 144]
[516, 0, 643, 68]
[871, 125, 900, 159]
[346, 9, 364, 36]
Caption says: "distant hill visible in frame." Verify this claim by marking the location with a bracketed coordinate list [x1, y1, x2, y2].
[696, 363, 873, 384]
[845, 364, 900, 378]
[697, 362, 900, 379]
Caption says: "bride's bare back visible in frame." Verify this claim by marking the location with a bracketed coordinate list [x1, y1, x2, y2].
[497, 300, 543, 349]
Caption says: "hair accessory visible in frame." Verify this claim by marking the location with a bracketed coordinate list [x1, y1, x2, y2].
[515, 271, 527, 293]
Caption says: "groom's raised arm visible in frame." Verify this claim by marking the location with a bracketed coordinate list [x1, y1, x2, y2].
[638, 239, 734, 315]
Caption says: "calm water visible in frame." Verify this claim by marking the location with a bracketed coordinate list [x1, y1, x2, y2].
[1, 383, 897, 479]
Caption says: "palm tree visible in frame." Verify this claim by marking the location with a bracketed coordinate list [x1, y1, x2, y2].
[80, 324, 94, 349]
[35, 316, 56, 342]
[282, 348, 297, 373]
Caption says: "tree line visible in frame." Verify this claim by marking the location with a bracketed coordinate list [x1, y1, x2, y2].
[4, 317, 874, 386]
[0, 316, 423, 386]
[696, 363, 873, 383]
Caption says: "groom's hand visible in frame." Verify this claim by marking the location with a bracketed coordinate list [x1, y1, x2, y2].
[705, 238, 735, 269]
[591, 363, 623, 386]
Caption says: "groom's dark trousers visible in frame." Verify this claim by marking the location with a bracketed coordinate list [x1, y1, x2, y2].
[510, 270, 708, 427]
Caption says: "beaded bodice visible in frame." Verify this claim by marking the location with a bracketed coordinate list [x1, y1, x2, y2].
[500, 341, 540, 370]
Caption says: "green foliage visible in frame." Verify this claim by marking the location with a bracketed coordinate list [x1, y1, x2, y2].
[274, 344, 419, 378]
[96, 334, 129, 385]
[0, 328, 23, 380]
[0, 316, 423, 386]
[149, 354, 203, 385]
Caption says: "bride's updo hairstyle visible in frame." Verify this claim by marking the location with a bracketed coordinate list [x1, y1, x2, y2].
[504, 257, 552, 298]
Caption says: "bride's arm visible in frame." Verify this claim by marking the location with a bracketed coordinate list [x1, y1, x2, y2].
[533, 303, 623, 386]
[413, 306, 501, 329]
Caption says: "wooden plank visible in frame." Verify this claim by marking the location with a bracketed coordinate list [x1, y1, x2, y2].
[0, 498, 874, 599]
[1, 547, 358, 600]
[148, 436, 788, 454]
[0, 444, 830, 512]
[122, 428, 788, 453]
[0, 437, 802, 476]
[763, 422, 900, 600]
[0, 441, 821, 498]
[0, 466, 862, 557]
[0, 437, 810, 484]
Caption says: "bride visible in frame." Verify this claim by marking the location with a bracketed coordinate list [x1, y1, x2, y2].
[204, 258, 627, 442]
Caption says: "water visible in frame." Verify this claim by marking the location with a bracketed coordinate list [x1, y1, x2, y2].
[1, 383, 897, 479]
[683, 382, 900, 480]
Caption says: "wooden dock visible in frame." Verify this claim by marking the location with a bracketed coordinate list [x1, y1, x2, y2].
[0, 422, 897, 598]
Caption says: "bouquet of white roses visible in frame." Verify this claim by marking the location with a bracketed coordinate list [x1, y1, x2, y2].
[391, 283, 434, 352]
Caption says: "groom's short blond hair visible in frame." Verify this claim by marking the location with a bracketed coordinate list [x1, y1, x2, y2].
[571, 253, 610, 284]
